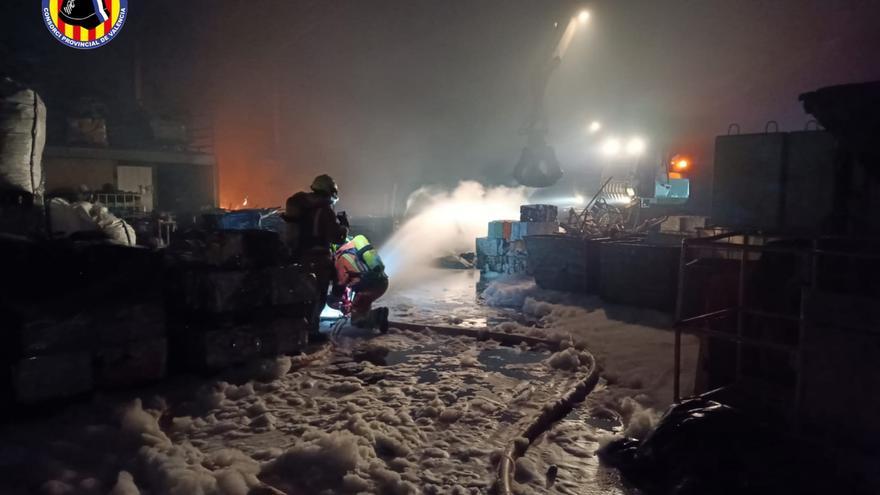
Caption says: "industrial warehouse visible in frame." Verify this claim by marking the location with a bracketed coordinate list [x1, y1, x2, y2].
[0, 1, 879, 494]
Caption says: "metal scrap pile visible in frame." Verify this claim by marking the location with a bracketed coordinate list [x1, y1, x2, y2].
[560, 201, 628, 237]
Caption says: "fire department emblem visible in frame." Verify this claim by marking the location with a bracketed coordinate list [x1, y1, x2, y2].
[42, 0, 128, 49]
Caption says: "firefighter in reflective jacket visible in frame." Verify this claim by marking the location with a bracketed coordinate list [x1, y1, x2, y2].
[329, 234, 390, 332]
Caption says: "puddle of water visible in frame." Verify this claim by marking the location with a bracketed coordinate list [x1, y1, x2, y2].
[382, 344, 442, 366]
[355, 339, 549, 382]
[477, 347, 547, 381]
[564, 402, 624, 433]
[585, 413, 624, 433]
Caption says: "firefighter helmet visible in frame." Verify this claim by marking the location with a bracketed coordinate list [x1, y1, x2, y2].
[310, 174, 339, 197]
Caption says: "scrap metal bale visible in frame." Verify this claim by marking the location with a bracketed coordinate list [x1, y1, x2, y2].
[168, 267, 272, 314]
[167, 264, 316, 314]
[168, 304, 310, 371]
[520, 204, 558, 223]
[488, 220, 515, 240]
[186, 328, 264, 371]
[203, 230, 284, 269]
[169, 229, 285, 269]
[94, 338, 167, 389]
[93, 303, 165, 346]
[8, 352, 93, 404]
[476, 237, 506, 256]
[509, 221, 558, 241]
[13, 312, 95, 357]
[257, 317, 310, 356]
[268, 265, 318, 306]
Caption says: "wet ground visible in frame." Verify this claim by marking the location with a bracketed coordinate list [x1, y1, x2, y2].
[376, 269, 635, 494]
[0, 268, 672, 494]
[383, 268, 536, 328]
[0, 323, 598, 494]
[517, 383, 640, 494]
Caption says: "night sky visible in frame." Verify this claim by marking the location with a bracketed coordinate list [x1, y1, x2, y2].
[3, 0, 879, 213]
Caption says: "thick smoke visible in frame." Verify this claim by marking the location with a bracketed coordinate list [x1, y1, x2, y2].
[380, 181, 527, 291]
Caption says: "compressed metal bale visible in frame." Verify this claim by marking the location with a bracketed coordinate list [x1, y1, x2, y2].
[257, 317, 309, 356]
[520, 204, 558, 223]
[488, 220, 515, 240]
[172, 268, 272, 313]
[94, 338, 167, 389]
[8, 351, 93, 404]
[167, 264, 316, 314]
[509, 221, 558, 241]
[268, 265, 318, 306]
[476, 237, 506, 257]
[94, 303, 165, 345]
[12, 311, 95, 357]
[170, 229, 285, 269]
[190, 328, 264, 370]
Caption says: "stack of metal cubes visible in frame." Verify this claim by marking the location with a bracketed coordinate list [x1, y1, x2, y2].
[165, 230, 317, 371]
[475, 204, 558, 275]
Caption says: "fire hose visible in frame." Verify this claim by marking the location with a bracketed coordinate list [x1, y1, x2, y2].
[386, 321, 600, 494]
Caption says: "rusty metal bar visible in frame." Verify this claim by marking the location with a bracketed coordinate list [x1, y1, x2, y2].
[678, 307, 735, 325]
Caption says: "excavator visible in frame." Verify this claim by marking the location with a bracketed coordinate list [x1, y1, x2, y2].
[512, 8, 692, 217]
[512, 10, 589, 188]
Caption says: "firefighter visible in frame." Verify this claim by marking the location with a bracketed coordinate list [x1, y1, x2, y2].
[282, 174, 349, 339]
[329, 235, 390, 333]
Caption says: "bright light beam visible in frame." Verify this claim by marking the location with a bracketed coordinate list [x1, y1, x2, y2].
[626, 137, 646, 156]
[600, 137, 622, 157]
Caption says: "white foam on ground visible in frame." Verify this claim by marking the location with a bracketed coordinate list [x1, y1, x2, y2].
[482, 277, 698, 412]
[0, 329, 584, 494]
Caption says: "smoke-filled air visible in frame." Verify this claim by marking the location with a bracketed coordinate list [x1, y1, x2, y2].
[380, 181, 527, 291]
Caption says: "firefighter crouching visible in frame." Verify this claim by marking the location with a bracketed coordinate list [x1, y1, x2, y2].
[329, 235, 390, 333]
